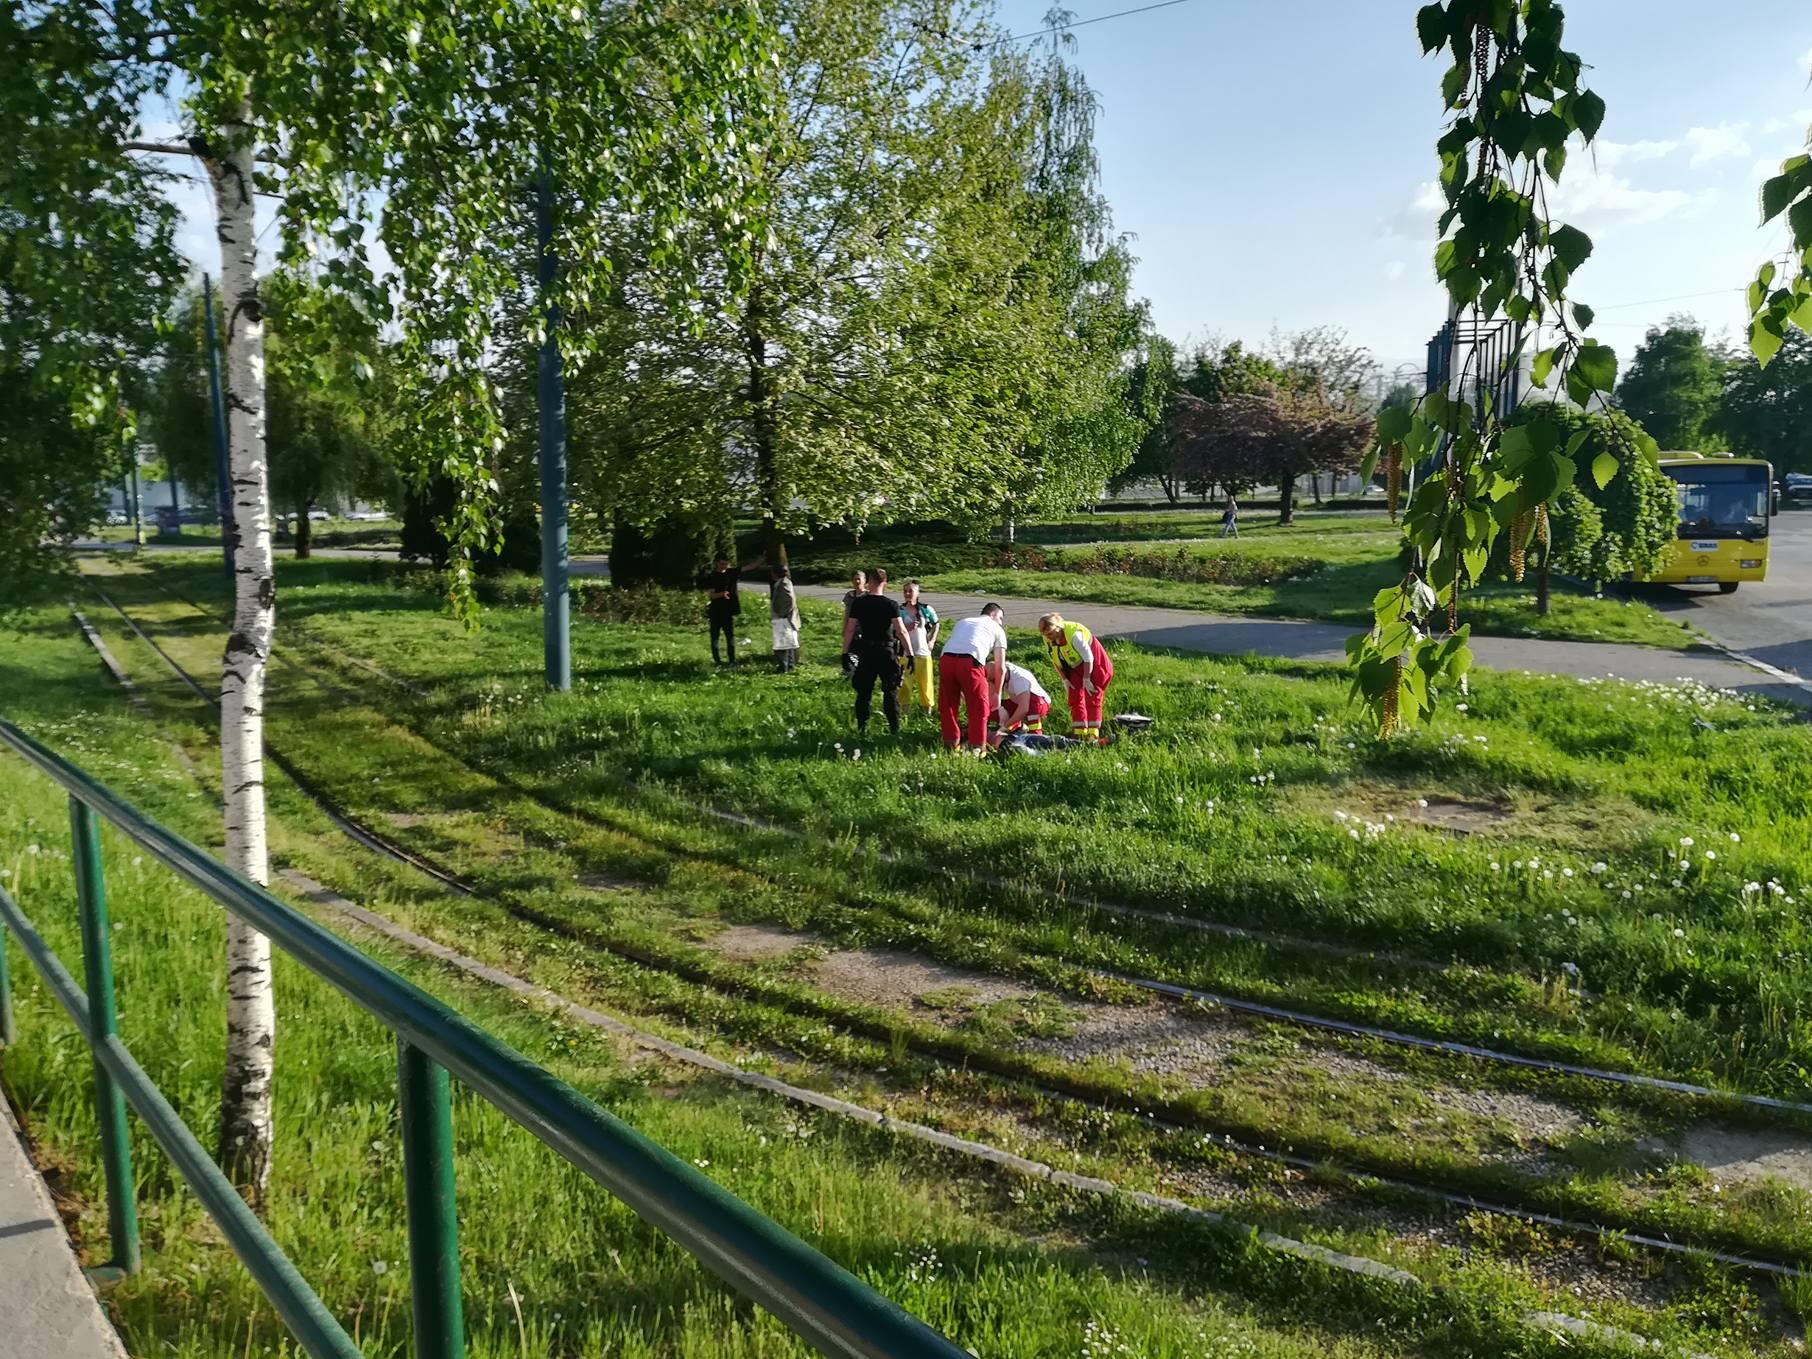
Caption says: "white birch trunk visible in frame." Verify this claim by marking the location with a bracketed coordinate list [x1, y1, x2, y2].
[206, 100, 277, 1204]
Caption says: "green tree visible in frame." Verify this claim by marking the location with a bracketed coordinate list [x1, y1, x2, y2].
[1109, 333, 1182, 501]
[1712, 327, 1812, 474]
[1614, 316, 1729, 451]
[8, 0, 764, 1199]
[1168, 380, 1372, 523]
[991, 10, 1148, 537]
[1511, 402, 1675, 583]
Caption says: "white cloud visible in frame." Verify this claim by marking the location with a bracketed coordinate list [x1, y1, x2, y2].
[1384, 260, 1407, 281]
[1684, 122, 1752, 168]
[1761, 108, 1812, 137]
[1548, 169, 1712, 231]
[1596, 139, 1677, 169]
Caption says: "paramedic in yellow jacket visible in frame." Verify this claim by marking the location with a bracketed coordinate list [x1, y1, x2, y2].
[1038, 612, 1114, 743]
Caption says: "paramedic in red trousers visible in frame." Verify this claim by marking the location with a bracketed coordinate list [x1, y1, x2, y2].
[1038, 611, 1113, 743]
[989, 661, 1051, 747]
[937, 604, 1008, 753]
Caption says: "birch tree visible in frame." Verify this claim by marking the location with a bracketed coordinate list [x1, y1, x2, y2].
[9, 0, 764, 1202]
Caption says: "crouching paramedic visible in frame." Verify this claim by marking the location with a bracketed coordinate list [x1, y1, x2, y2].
[990, 661, 1051, 746]
[1038, 612, 1113, 743]
[937, 604, 1007, 752]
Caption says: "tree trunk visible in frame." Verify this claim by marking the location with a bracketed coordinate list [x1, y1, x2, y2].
[1159, 473, 1179, 504]
[1278, 474, 1297, 526]
[1536, 540, 1551, 616]
[744, 288, 786, 568]
[1310, 471, 1322, 504]
[294, 506, 312, 559]
[205, 102, 276, 1208]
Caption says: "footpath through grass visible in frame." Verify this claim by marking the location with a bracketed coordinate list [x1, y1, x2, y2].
[758, 513, 1693, 650]
[0, 601, 1483, 1359]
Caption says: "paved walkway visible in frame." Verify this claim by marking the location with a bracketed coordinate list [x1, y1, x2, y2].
[779, 583, 1811, 706]
[0, 1100, 126, 1359]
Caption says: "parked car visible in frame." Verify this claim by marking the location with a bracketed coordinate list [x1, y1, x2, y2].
[307, 509, 331, 521]
[104, 510, 130, 526]
[1784, 472, 1812, 498]
[343, 509, 389, 521]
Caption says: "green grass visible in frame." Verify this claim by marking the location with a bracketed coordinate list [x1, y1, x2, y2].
[7, 554, 1809, 1354]
[1, 601, 1507, 1359]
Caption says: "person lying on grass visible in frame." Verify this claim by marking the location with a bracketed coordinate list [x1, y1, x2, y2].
[989, 661, 1052, 748]
[1039, 612, 1114, 744]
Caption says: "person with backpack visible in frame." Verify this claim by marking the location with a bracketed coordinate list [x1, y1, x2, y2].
[896, 579, 940, 716]
[769, 564, 801, 673]
[841, 569, 911, 736]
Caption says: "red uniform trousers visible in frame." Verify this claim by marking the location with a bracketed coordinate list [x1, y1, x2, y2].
[937, 653, 991, 748]
[1063, 639, 1113, 735]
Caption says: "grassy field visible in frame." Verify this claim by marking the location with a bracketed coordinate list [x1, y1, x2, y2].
[758, 514, 1694, 649]
[4, 553, 1809, 1356]
[2, 602, 1477, 1359]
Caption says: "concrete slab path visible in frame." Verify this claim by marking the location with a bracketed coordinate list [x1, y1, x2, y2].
[0, 1099, 127, 1359]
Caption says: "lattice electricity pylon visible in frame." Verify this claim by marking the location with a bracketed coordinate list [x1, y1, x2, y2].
[1424, 315, 1526, 426]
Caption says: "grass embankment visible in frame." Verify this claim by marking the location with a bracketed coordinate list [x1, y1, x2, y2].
[46, 555, 1812, 1353]
[1, 603, 1485, 1359]
[755, 513, 1693, 649]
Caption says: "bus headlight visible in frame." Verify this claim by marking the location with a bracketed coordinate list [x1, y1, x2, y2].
[1740, 559, 1762, 568]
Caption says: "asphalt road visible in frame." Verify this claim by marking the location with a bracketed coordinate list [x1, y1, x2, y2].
[1633, 509, 1812, 679]
[783, 582, 1812, 707]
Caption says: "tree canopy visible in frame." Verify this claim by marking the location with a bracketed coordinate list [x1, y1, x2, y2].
[1614, 317, 1728, 452]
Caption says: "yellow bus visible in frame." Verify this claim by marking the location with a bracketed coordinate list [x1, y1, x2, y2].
[1646, 454, 1775, 594]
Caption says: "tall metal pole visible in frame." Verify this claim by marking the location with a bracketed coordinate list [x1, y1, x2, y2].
[534, 173, 571, 692]
[202, 275, 234, 592]
[128, 462, 144, 546]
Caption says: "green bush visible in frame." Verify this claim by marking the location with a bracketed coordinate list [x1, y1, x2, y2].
[1046, 544, 1320, 586]
[1482, 483, 1604, 583]
[1511, 402, 1676, 581]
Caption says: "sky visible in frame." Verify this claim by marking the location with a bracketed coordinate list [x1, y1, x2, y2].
[153, 1, 1812, 382]
[995, 0, 1812, 375]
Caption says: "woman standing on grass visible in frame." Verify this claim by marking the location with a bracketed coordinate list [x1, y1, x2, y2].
[897, 580, 940, 716]
[1038, 612, 1113, 744]
[769, 565, 801, 673]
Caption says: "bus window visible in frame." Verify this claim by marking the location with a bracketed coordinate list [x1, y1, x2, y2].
[1663, 464, 1770, 539]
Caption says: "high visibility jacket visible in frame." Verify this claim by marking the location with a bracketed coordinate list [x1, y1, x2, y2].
[1045, 621, 1101, 679]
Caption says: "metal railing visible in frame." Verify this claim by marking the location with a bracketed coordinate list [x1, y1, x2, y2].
[0, 718, 966, 1359]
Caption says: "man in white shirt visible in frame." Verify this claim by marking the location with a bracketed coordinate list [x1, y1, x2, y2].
[990, 661, 1052, 746]
[937, 604, 1008, 752]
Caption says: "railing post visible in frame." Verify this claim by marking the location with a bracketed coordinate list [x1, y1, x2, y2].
[0, 915, 16, 1047]
[398, 1038, 464, 1359]
[69, 795, 140, 1275]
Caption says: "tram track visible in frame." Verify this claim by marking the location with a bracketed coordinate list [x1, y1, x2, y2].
[123, 576, 1811, 1122]
[74, 579, 1812, 1284]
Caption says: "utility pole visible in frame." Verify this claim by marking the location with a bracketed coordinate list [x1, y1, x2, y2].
[127, 463, 144, 546]
[202, 276, 234, 592]
[534, 172, 571, 691]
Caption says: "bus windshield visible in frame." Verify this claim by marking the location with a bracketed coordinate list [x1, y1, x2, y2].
[1662, 463, 1770, 540]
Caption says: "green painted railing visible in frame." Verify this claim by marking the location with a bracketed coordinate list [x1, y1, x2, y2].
[0, 719, 966, 1359]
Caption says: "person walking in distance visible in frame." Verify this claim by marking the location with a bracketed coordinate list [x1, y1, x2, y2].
[769, 564, 801, 673]
[897, 579, 940, 717]
[1038, 611, 1114, 744]
[842, 569, 912, 736]
[840, 569, 866, 677]
[1220, 495, 1239, 539]
[937, 604, 1008, 753]
[701, 554, 741, 666]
